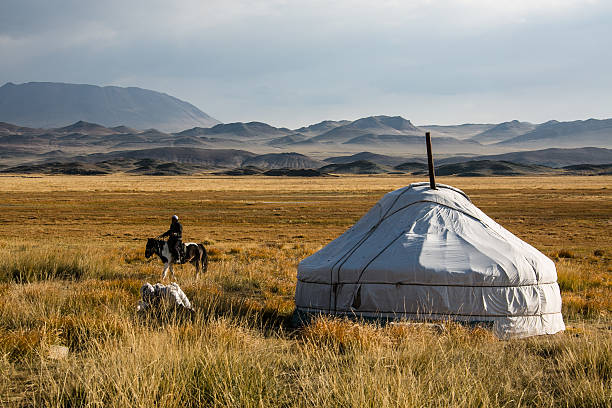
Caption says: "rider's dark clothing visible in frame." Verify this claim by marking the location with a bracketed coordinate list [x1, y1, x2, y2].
[161, 220, 183, 262]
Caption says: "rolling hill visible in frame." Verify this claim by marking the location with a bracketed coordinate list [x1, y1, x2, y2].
[393, 162, 428, 172]
[324, 152, 412, 167]
[68, 148, 322, 170]
[241, 152, 324, 169]
[433, 160, 558, 176]
[440, 147, 612, 168]
[0, 82, 220, 132]
[0, 158, 217, 176]
[562, 163, 612, 175]
[82, 147, 256, 168]
[319, 160, 391, 174]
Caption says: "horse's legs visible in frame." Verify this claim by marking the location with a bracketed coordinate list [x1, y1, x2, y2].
[162, 263, 169, 279]
[170, 263, 175, 280]
[195, 258, 200, 279]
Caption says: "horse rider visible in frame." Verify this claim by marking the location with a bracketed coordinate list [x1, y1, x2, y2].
[158, 215, 183, 263]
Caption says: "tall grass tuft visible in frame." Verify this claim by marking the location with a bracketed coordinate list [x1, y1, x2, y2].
[0, 246, 115, 283]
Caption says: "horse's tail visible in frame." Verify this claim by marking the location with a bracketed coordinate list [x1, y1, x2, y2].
[199, 243, 209, 273]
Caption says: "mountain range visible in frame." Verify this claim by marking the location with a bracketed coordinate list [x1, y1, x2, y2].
[0, 81, 611, 173]
[1, 116, 611, 168]
[496, 119, 612, 148]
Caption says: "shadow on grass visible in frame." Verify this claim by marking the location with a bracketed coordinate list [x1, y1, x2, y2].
[194, 292, 294, 334]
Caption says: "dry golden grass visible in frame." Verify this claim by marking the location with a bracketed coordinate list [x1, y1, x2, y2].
[1, 174, 610, 193]
[0, 174, 610, 407]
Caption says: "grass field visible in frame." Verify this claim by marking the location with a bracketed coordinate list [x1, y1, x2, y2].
[0, 175, 610, 407]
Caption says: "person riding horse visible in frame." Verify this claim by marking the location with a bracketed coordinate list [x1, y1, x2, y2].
[158, 215, 183, 263]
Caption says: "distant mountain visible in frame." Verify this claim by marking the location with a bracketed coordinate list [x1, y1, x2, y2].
[440, 147, 612, 168]
[215, 166, 264, 176]
[126, 160, 208, 176]
[54, 120, 119, 136]
[0, 121, 216, 152]
[241, 152, 325, 169]
[294, 120, 351, 136]
[2, 110, 611, 168]
[496, 118, 612, 148]
[0, 82, 220, 132]
[342, 134, 422, 145]
[298, 116, 487, 154]
[562, 163, 612, 175]
[324, 152, 411, 167]
[351, 116, 421, 132]
[319, 160, 391, 174]
[434, 160, 557, 177]
[219, 166, 331, 177]
[0, 122, 43, 136]
[5, 155, 609, 176]
[342, 134, 483, 153]
[110, 125, 141, 134]
[420, 124, 495, 139]
[469, 120, 537, 144]
[196, 122, 291, 140]
[394, 162, 428, 172]
[82, 147, 255, 168]
[0, 158, 216, 176]
[1, 161, 111, 175]
[173, 127, 211, 137]
[318, 159, 557, 176]
[265, 134, 309, 146]
[75, 148, 322, 170]
[310, 116, 423, 143]
[262, 168, 328, 177]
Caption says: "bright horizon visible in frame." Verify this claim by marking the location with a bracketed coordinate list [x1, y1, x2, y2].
[1, 1, 611, 128]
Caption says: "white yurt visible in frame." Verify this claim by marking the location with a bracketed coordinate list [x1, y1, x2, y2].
[295, 182, 565, 338]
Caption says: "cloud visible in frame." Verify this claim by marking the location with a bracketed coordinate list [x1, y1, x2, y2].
[0, 0, 610, 127]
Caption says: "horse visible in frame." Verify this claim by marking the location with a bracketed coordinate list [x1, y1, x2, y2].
[145, 238, 208, 279]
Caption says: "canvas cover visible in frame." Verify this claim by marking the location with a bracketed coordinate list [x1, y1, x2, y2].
[295, 182, 565, 338]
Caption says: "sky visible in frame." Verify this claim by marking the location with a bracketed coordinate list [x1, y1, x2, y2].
[1, 0, 611, 128]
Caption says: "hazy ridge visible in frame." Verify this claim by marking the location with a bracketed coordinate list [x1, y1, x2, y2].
[0, 82, 220, 132]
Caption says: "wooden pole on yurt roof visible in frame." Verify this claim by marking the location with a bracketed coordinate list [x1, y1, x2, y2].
[425, 132, 436, 189]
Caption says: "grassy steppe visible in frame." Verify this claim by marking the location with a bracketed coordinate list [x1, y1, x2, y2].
[0, 175, 610, 407]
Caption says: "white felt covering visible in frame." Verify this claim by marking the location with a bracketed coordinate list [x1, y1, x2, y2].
[295, 183, 564, 338]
